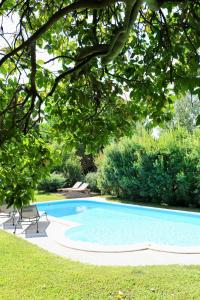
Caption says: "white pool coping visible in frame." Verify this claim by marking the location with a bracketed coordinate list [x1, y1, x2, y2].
[1, 197, 200, 266]
[37, 197, 200, 254]
[47, 216, 200, 254]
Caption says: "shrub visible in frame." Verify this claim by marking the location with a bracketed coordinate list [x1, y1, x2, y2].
[37, 173, 66, 192]
[63, 155, 83, 187]
[138, 147, 190, 205]
[85, 172, 100, 192]
[97, 131, 155, 198]
[97, 128, 200, 207]
[152, 128, 200, 206]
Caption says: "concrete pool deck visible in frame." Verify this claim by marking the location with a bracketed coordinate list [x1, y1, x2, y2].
[1, 214, 200, 266]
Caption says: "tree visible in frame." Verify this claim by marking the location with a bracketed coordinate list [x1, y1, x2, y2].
[0, 0, 199, 147]
[171, 94, 200, 131]
[0, 0, 199, 206]
[0, 131, 52, 207]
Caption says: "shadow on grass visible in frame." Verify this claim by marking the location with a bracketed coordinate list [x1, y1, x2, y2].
[36, 191, 54, 195]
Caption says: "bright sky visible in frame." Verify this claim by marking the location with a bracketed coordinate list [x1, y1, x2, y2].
[0, 13, 60, 74]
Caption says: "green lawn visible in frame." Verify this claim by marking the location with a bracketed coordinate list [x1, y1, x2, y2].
[34, 191, 66, 202]
[0, 230, 200, 300]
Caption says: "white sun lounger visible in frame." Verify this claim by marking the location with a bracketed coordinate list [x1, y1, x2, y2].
[67, 182, 89, 192]
[57, 181, 82, 192]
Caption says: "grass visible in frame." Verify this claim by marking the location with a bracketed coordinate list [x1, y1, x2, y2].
[2, 193, 200, 299]
[34, 191, 66, 202]
[0, 230, 200, 300]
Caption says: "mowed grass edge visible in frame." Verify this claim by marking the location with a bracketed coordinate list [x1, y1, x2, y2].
[0, 230, 200, 300]
[34, 191, 66, 202]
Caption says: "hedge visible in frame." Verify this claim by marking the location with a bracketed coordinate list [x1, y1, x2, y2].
[97, 128, 200, 207]
[37, 173, 66, 192]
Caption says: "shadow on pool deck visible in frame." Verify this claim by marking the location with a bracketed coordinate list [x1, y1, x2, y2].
[1, 216, 50, 238]
[24, 221, 50, 238]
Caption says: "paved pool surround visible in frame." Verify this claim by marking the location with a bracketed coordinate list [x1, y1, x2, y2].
[36, 197, 200, 254]
[1, 197, 200, 266]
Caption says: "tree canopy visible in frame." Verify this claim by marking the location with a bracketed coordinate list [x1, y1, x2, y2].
[170, 94, 200, 131]
[0, 0, 200, 206]
[0, 0, 199, 147]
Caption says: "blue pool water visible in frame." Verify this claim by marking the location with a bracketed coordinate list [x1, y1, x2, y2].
[37, 200, 200, 247]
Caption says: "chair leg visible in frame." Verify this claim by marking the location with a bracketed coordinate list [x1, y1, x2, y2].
[13, 214, 19, 234]
[13, 222, 17, 234]
[36, 220, 39, 233]
[12, 213, 15, 226]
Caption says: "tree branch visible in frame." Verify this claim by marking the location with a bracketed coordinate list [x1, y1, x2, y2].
[47, 55, 95, 97]
[0, 0, 7, 10]
[76, 44, 109, 61]
[102, 0, 142, 64]
[0, 0, 118, 67]
[30, 41, 36, 94]
[44, 55, 75, 64]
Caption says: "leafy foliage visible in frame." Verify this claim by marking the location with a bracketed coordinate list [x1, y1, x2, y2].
[169, 94, 200, 131]
[97, 128, 200, 207]
[97, 131, 150, 197]
[85, 172, 100, 193]
[0, 1, 199, 206]
[0, 132, 52, 207]
[37, 173, 66, 193]
[0, 1, 199, 148]
[63, 155, 83, 187]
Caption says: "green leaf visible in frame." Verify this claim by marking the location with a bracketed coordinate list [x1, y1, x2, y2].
[196, 115, 200, 126]
[37, 59, 44, 65]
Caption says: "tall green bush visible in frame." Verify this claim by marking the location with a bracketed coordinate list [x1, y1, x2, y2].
[85, 172, 100, 192]
[63, 155, 83, 187]
[97, 128, 200, 207]
[37, 173, 66, 192]
[97, 132, 154, 198]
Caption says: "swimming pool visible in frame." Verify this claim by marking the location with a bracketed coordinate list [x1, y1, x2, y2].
[37, 199, 200, 252]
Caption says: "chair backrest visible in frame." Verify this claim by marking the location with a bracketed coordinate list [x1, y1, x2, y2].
[73, 181, 82, 189]
[19, 205, 39, 219]
[78, 182, 89, 190]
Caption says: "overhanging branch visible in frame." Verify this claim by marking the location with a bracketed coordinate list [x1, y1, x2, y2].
[102, 0, 142, 64]
[0, 0, 118, 67]
[47, 52, 103, 97]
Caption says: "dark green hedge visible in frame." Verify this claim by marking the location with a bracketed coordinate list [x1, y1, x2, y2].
[97, 128, 200, 207]
[37, 173, 66, 192]
[85, 172, 100, 192]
